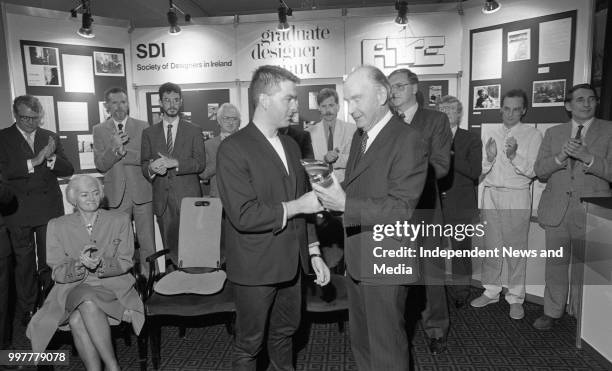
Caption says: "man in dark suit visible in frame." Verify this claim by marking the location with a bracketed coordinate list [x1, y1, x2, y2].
[141, 82, 205, 266]
[199, 102, 241, 197]
[94, 87, 155, 274]
[533, 84, 612, 330]
[389, 68, 452, 354]
[216, 65, 330, 370]
[0, 173, 15, 348]
[436, 96, 482, 308]
[0, 95, 74, 324]
[314, 65, 427, 371]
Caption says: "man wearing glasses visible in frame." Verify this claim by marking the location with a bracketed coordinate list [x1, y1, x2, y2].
[199, 103, 241, 197]
[533, 84, 612, 330]
[388, 68, 452, 355]
[141, 82, 206, 266]
[0, 95, 74, 326]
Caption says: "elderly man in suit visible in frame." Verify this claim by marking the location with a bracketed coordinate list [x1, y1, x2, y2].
[314, 65, 427, 371]
[141, 82, 206, 266]
[533, 84, 612, 330]
[0, 95, 74, 325]
[199, 102, 240, 197]
[388, 68, 452, 354]
[0, 174, 15, 348]
[471, 89, 542, 321]
[436, 96, 482, 309]
[217, 65, 329, 370]
[307, 88, 356, 183]
[93, 87, 155, 274]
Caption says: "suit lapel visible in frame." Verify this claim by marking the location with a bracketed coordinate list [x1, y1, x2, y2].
[584, 119, 600, 148]
[279, 135, 298, 198]
[10, 125, 34, 156]
[153, 123, 167, 155]
[344, 117, 394, 186]
[248, 123, 290, 180]
[173, 120, 187, 156]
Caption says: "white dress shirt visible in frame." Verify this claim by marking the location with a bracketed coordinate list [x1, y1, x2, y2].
[364, 110, 393, 152]
[482, 122, 542, 189]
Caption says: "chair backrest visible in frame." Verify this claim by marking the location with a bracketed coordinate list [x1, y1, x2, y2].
[178, 197, 222, 268]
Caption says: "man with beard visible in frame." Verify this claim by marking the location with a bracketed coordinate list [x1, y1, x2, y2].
[388, 68, 452, 354]
[141, 82, 205, 266]
[93, 87, 155, 274]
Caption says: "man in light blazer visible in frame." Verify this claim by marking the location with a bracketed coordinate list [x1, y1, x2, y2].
[307, 88, 356, 183]
[0, 95, 74, 325]
[199, 102, 240, 197]
[389, 68, 452, 354]
[93, 87, 155, 274]
[216, 65, 329, 370]
[314, 65, 428, 371]
[141, 82, 205, 266]
[533, 84, 612, 330]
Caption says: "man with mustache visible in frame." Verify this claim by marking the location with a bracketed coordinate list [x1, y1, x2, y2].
[141, 82, 206, 266]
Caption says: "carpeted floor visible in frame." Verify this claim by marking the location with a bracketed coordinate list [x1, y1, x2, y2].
[4, 289, 610, 371]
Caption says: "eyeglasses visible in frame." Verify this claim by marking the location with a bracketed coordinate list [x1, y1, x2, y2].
[18, 115, 41, 123]
[220, 116, 240, 122]
[390, 82, 412, 92]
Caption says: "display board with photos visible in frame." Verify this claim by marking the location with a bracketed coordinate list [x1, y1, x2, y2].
[19, 40, 127, 175]
[468, 10, 576, 133]
[146, 89, 231, 139]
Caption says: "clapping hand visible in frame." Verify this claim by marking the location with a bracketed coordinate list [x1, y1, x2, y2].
[157, 152, 179, 169]
[485, 137, 497, 162]
[80, 245, 101, 270]
[505, 136, 518, 160]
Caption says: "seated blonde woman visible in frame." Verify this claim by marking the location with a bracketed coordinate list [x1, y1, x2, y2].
[26, 174, 144, 371]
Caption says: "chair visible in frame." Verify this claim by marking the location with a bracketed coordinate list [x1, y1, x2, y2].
[139, 197, 235, 370]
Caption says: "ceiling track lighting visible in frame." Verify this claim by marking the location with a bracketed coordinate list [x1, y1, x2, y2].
[277, 0, 293, 32]
[70, 0, 95, 38]
[168, 0, 192, 36]
[482, 0, 501, 14]
[394, 1, 408, 26]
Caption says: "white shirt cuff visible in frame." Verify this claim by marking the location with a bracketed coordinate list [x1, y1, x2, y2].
[27, 159, 34, 173]
[308, 243, 321, 256]
[281, 202, 288, 229]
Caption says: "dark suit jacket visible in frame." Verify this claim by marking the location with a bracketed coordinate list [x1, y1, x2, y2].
[199, 135, 221, 197]
[0, 124, 74, 226]
[343, 115, 427, 284]
[407, 108, 452, 213]
[216, 122, 316, 286]
[439, 128, 482, 224]
[140, 119, 205, 216]
[0, 175, 15, 258]
[535, 119, 612, 227]
[279, 125, 314, 159]
[93, 117, 152, 207]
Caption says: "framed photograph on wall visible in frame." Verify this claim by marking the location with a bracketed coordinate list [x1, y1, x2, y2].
[473, 84, 501, 110]
[93, 51, 125, 76]
[532, 79, 566, 107]
[507, 29, 531, 62]
[23, 45, 61, 87]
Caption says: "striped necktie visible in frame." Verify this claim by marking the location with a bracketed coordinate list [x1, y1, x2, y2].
[166, 124, 174, 154]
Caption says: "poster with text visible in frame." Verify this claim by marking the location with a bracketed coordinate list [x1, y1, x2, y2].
[507, 29, 530, 62]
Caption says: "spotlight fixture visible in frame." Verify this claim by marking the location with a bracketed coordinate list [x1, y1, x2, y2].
[167, 0, 191, 35]
[72, 0, 94, 39]
[482, 0, 501, 14]
[394, 1, 408, 26]
[277, 0, 292, 32]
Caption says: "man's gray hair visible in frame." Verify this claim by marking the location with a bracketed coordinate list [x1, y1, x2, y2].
[217, 103, 240, 123]
[436, 95, 463, 116]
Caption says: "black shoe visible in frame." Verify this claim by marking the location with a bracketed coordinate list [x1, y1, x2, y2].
[454, 298, 467, 309]
[428, 337, 447, 355]
[21, 311, 34, 327]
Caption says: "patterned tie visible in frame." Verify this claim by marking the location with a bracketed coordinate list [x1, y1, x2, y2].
[355, 130, 368, 164]
[117, 123, 124, 133]
[26, 132, 35, 152]
[327, 125, 334, 151]
[166, 124, 174, 154]
[575, 124, 584, 140]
